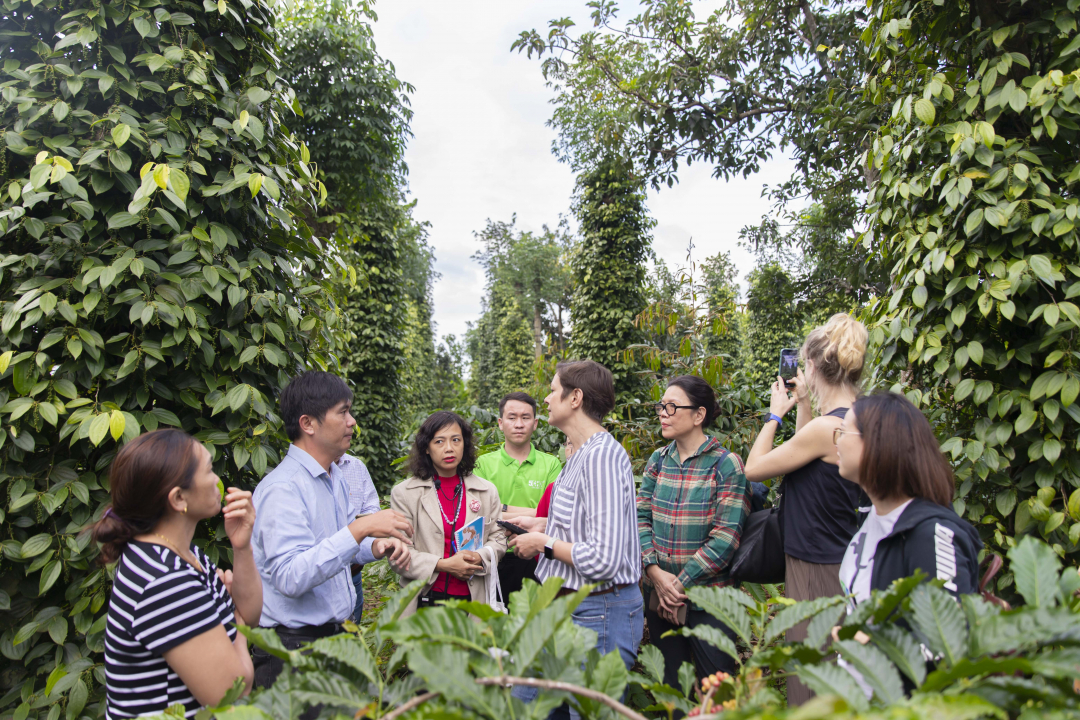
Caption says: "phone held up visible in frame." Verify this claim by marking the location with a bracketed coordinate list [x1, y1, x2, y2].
[779, 348, 799, 389]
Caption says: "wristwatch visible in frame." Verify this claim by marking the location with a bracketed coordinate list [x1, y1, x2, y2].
[763, 412, 783, 428]
[502, 503, 508, 512]
[543, 536, 556, 560]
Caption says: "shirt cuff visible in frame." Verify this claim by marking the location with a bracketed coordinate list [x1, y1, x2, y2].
[677, 568, 696, 589]
[355, 536, 377, 566]
[331, 525, 362, 564]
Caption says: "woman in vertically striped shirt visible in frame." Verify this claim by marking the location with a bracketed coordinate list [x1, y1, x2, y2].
[637, 376, 751, 691]
[510, 360, 644, 714]
[91, 430, 262, 718]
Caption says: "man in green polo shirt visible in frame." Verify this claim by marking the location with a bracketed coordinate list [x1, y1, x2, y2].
[476, 391, 562, 595]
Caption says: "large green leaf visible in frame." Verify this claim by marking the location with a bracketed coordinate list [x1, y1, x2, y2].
[679, 624, 740, 667]
[793, 662, 871, 711]
[834, 639, 905, 704]
[909, 584, 968, 668]
[309, 635, 381, 688]
[870, 625, 928, 687]
[765, 595, 846, 644]
[637, 644, 665, 685]
[1007, 536, 1062, 608]
[902, 692, 1006, 720]
[686, 586, 754, 643]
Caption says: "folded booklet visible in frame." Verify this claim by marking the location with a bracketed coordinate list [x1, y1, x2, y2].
[454, 516, 484, 553]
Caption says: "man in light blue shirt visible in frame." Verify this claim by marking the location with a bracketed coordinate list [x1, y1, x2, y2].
[251, 371, 413, 690]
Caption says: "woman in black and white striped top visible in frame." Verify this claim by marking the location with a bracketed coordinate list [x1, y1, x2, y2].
[92, 429, 262, 719]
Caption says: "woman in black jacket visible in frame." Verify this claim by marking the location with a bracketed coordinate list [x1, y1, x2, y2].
[834, 392, 981, 604]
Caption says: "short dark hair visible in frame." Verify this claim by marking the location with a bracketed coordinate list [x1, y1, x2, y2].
[556, 360, 615, 423]
[852, 393, 954, 507]
[667, 375, 720, 428]
[499, 392, 537, 417]
[280, 371, 353, 441]
[408, 410, 477, 480]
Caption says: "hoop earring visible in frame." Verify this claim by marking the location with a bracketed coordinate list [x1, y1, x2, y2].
[181, 506, 188, 514]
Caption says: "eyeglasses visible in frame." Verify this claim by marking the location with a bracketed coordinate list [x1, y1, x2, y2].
[832, 428, 861, 444]
[654, 403, 699, 416]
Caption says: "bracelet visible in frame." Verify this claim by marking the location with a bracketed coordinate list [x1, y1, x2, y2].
[765, 413, 784, 428]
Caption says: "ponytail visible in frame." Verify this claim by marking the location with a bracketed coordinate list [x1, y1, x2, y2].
[91, 508, 139, 565]
[801, 313, 868, 394]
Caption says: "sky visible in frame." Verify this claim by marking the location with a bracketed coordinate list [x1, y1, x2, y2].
[372, 1, 794, 343]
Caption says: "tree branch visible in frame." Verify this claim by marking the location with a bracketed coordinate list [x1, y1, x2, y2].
[375, 691, 440, 720]
[475, 677, 648, 720]
[800, 0, 833, 82]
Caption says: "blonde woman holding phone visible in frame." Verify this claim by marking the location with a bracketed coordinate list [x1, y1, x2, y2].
[744, 313, 870, 706]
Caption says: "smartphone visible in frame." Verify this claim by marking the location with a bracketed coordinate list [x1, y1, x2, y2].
[779, 348, 799, 388]
[496, 519, 528, 535]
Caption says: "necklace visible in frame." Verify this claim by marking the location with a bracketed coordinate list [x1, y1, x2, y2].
[152, 533, 205, 574]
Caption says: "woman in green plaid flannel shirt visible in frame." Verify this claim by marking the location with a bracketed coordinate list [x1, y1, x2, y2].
[637, 376, 752, 691]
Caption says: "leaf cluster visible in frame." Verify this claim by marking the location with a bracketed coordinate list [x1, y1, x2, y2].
[863, 0, 1080, 569]
[0, 0, 343, 713]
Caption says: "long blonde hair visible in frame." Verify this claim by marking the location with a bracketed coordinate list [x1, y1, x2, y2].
[801, 313, 867, 396]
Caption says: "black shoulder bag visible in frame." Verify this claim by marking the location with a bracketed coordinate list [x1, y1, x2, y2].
[728, 484, 786, 584]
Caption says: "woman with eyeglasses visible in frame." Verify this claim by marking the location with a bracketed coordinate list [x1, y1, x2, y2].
[835, 393, 980, 605]
[743, 313, 869, 706]
[636, 375, 752, 691]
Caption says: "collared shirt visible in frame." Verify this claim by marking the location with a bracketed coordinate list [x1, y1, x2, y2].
[536, 431, 641, 591]
[475, 443, 562, 508]
[337, 453, 379, 564]
[252, 445, 376, 628]
[637, 436, 751, 589]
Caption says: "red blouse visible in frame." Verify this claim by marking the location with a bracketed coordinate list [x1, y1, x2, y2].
[434, 475, 470, 597]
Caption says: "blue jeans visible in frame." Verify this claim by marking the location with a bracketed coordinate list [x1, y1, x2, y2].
[513, 583, 644, 716]
[352, 570, 364, 622]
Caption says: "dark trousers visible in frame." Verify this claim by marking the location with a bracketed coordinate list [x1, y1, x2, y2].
[644, 588, 739, 691]
[498, 553, 537, 599]
[252, 624, 343, 720]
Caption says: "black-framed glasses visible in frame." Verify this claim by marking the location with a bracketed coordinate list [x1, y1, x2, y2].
[654, 402, 698, 416]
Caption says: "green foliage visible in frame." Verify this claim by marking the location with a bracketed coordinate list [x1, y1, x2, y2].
[466, 216, 574, 410]
[194, 538, 1080, 720]
[512, 0, 869, 192]
[278, 0, 423, 492]
[702, 251, 743, 368]
[863, 0, 1080, 568]
[194, 579, 639, 720]
[740, 264, 804, 396]
[569, 157, 652, 399]
[429, 335, 468, 411]
[472, 216, 574, 358]
[0, 0, 337, 714]
[467, 283, 536, 409]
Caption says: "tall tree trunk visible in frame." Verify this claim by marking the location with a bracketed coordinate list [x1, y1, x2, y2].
[557, 305, 564, 352]
[533, 304, 543, 358]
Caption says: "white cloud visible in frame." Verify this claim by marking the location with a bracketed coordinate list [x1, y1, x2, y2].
[373, 1, 793, 341]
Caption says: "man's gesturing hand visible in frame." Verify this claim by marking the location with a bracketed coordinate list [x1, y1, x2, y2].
[349, 509, 413, 544]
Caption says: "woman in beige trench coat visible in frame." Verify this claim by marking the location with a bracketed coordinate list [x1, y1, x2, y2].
[389, 411, 504, 617]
